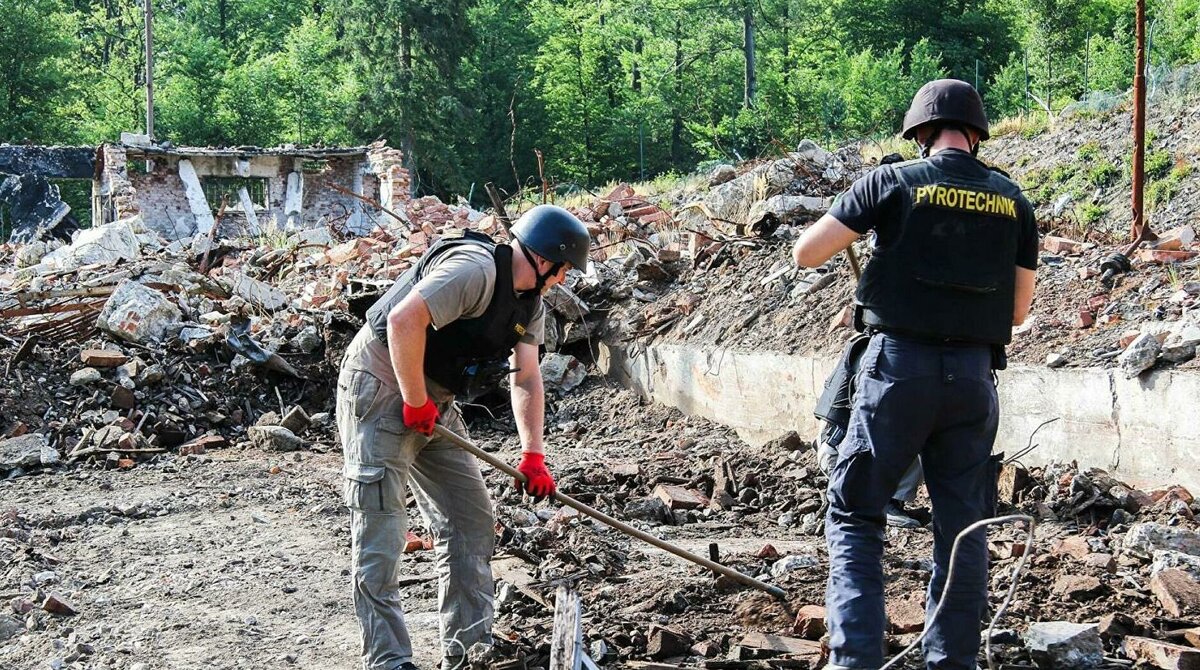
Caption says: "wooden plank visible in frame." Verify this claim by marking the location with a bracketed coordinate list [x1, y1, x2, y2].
[549, 585, 583, 670]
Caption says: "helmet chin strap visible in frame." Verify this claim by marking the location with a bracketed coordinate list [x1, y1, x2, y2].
[517, 241, 563, 295]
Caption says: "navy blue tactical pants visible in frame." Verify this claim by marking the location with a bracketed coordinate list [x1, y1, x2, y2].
[825, 333, 999, 670]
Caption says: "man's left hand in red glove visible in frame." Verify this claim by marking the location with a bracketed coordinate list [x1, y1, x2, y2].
[515, 451, 556, 500]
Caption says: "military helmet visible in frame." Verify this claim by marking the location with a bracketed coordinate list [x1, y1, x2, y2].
[510, 204, 591, 270]
[901, 79, 990, 141]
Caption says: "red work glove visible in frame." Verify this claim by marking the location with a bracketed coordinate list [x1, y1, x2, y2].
[515, 452, 556, 499]
[402, 399, 439, 436]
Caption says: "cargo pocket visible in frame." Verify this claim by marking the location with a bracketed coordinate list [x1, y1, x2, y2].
[343, 463, 387, 512]
[827, 437, 877, 513]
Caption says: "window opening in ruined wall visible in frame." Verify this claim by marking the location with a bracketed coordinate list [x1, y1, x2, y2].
[201, 177, 269, 211]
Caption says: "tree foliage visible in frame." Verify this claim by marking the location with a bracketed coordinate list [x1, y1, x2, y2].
[5, 0, 1198, 199]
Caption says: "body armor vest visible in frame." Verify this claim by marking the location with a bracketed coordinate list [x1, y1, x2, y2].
[365, 231, 540, 397]
[856, 156, 1025, 345]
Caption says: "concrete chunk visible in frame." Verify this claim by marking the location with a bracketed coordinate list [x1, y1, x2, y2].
[1125, 523, 1200, 557]
[96, 280, 182, 344]
[1024, 621, 1103, 669]
[0, 433, 59, 473]
[40, 219, 140, 270]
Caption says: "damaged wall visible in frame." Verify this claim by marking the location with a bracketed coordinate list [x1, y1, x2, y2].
[602, 342, 1200, 492]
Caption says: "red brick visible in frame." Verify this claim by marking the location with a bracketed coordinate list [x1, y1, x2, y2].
[1138, 249, 1199, 264]
[653, 484, 709, 510]
[42, 592, 77, 615]
[1053, 536, 1092, 560]
[1074, 309, 1094, 329]
[1151, 569, 1200, 617]
[179, 434, 226, 456]
[829, 304, 854, 333]
[756, 543, 780, 560]
[1043, 235, 1086, 255]
[1124, 636, 1200, 670]
[793, 604, 827, 639]
[887, 593, 926, 634]
[81, 349, 128, 368]
[403, 531, 427, 553]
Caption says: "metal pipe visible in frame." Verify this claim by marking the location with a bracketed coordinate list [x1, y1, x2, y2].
[144, 0, 155, 139]
[1132, 0, 1147, 241]
[432, 425, 788, 600]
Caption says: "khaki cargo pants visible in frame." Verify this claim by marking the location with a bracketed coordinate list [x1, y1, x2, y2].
[337, 338, 495, 670]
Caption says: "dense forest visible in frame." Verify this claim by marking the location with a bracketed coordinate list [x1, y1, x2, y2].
[3, 0, 1199, 200]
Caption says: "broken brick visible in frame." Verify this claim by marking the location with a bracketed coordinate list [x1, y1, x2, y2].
[1073, 309, 1095, 329]
[80, 348, 128, 368]
[403, 531, 427, 553]
[1042, 235, 1086, 255]
[886, 593, 926, 634]
[652, 484, 708, 510]
[792, 604, 827, 640]
[179, 434, 226, 456]
[647, 624, 691, 660]
[1084, 553, 1116, 573]
[110, 386, 136, 410]
[1151, 568, 1200, 617]
[1052, 536, 1092, 560]
[828, 304, 854, 333]
[756, 543, 780, 560]
[1052, 574, 1104, 601]
[1152, 225, 1197, 251]
[1138, 249, 1199, 264]
[1151, 486, 1195, 505]
[1120, 330, 1143, 349]
[1123, 635, 1200, 670]
[41, 592, 77, 616]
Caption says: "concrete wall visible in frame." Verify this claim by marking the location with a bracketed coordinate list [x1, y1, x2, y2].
[601, 342, 1200, 491]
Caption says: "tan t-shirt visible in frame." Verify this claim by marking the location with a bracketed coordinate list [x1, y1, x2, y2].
[349, 243, 545, 401]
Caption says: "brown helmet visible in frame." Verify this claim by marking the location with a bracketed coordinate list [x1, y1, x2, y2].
[901, 79, 989, 142]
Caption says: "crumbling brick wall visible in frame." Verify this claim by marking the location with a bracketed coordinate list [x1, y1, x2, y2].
[99, 144, 140, 224]
[128, 156, 198, 240]
[367, 141, 410, 213]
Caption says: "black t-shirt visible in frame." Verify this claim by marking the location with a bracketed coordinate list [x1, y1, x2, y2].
[829, 149, 1038, 271]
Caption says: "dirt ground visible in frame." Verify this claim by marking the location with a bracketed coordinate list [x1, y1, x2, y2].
[4, 375, 1185, 670]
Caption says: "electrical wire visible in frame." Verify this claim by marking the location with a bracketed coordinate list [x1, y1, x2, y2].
[878, 514, 1037, 670]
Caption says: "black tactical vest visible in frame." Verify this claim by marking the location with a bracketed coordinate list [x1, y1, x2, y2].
[365, 230, 541, 396]
[856, 155, 1025, 345]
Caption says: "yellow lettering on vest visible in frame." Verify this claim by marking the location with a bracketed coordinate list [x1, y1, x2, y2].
[1006, 198, 1016, 217]
[947, 188, 961, 208]
[965, 190, 977, 212]
[934, 187, 946, 207]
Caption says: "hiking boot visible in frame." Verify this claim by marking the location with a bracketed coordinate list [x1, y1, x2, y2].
[885, 499, 921, 528]
[395, 663, 420, 670]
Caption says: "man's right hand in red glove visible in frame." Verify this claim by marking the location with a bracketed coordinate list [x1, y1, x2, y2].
[402, 398, 439, 436]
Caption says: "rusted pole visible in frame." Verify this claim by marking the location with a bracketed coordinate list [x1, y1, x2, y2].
[485, 182, 513, 231]
[1131, 0, 1146, 241]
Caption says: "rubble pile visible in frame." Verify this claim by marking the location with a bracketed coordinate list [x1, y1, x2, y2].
[3, 134, 1200, 669]
[462, 381, 1200, 668]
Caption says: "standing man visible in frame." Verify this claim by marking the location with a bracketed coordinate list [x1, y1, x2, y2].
[337, 205, 590, 670]
[793, 80, 1037, 670]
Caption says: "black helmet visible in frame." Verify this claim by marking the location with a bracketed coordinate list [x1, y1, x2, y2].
[510, 204, 591, 270]
[901, 79, 990, 141]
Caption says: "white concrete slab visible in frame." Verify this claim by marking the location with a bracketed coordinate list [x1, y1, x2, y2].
[177, 158, 215, 235]
[603, 342, 1200, 491]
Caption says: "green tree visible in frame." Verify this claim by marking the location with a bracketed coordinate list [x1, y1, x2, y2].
[0, 0, 79, 142]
